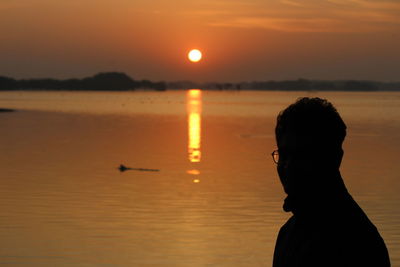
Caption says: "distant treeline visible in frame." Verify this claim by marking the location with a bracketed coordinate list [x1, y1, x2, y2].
[1, 73, 399, 91]
[0, 72, 166, 91]
[168, 79, 400, 91]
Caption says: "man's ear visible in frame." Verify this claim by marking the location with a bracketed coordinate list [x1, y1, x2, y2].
[321, 147, 343, 170]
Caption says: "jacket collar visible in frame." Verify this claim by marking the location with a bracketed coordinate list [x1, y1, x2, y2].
[283, 172, 349, 217]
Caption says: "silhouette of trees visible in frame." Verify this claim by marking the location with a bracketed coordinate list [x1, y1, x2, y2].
[167, 79, 399, 91]
[0, 76, 18, 89]
[0, 72, 166, 91]
[0, 73, 398, 91]
[342, 80, 378, 91]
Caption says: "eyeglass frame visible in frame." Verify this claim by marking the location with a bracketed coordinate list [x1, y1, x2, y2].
[271, 150, 279, 164]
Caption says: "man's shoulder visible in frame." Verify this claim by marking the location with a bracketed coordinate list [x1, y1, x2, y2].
[274, 195, 390, 266]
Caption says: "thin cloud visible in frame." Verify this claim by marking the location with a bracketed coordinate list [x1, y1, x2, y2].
[203, 0, 400, 32]
[0, 2, 32, 10]
[208, 16, 386, 32]
[190, 9, 234, 16]
[280, 0, 304, 7]
[334, 9, 400, 24]
[329, 0, 400, 10]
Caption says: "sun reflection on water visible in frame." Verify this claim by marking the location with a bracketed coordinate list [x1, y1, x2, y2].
[187, 89, 202, 181]
[186, 169, 200, 175]
[187, 89, 202, 163]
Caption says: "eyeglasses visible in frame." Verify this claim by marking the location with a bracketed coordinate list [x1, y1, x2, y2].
[271, 150, 279, 164]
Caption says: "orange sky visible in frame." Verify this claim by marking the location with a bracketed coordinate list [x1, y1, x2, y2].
[0, 0, 399, 82]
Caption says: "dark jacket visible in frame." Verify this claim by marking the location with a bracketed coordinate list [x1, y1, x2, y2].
[273, 182, 390, 267]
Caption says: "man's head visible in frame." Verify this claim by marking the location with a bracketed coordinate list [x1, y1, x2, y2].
[275, 97, 346, 195]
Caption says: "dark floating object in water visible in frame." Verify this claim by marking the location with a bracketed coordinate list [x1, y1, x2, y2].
[118, 164, 159, 172]
[0, 108, 15, 112]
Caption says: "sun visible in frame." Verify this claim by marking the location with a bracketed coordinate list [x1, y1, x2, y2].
[188, 49, 202, 63]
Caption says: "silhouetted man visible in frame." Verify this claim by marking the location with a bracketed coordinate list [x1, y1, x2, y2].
[272, 97, 390, 267]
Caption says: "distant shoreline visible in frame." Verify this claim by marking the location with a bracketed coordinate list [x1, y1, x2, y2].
[167, 79, 400, 91]
[1, 72, 399, 91]
[0, 108, 15, 112]
[0, 72, 166, 91]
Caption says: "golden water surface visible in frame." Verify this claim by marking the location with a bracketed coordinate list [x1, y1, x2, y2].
[0, 90, 399, 266]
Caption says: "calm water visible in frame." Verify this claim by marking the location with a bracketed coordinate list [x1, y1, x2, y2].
[0, 90, 400, 266]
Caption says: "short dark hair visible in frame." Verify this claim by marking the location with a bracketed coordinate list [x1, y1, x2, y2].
[275, 97, 346, 150]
